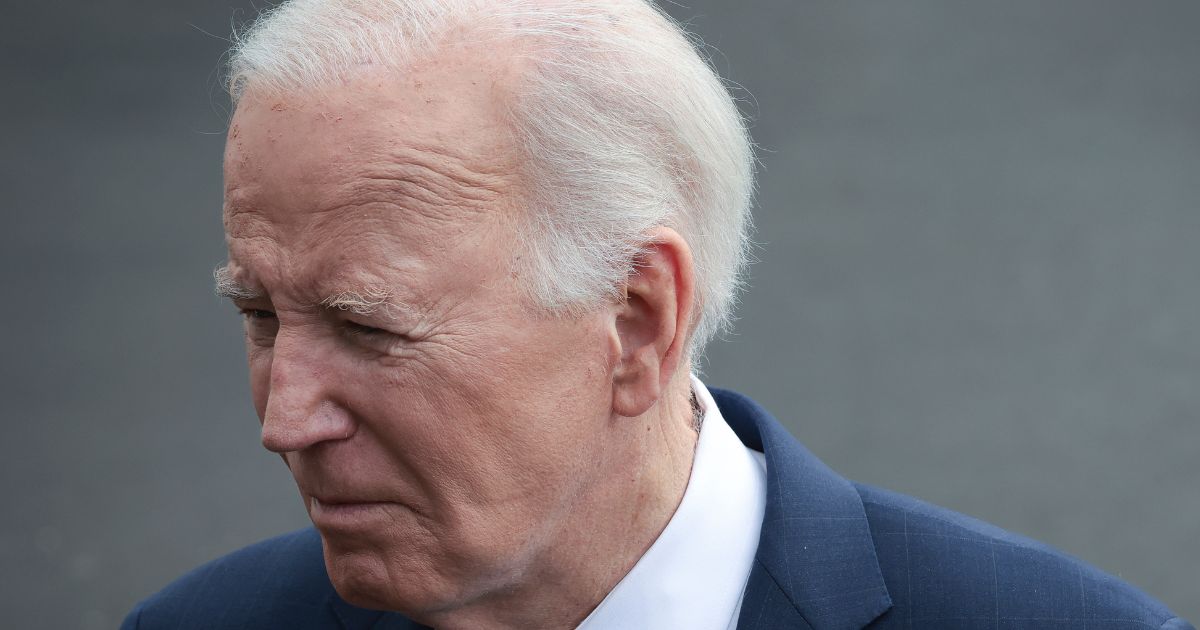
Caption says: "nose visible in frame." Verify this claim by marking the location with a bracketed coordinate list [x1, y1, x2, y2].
[260, 333, 355, 453]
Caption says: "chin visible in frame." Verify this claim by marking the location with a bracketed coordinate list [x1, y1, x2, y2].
[323, 547, 395, 608]
[320, 536, 452, 615]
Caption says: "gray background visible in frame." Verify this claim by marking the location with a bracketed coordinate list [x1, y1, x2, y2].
[2, 1, 1196, 627]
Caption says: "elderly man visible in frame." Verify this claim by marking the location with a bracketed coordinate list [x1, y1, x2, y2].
[125, 1, 1189, 629]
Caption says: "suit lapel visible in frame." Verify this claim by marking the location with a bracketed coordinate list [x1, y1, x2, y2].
[712, 388, 893, 630]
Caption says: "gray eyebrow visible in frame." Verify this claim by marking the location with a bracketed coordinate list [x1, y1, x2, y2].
[321, 287, 394, 315]
[213, 264, 263, 301]
[320, 287, 420, 321]
[214, 265, 416, 319]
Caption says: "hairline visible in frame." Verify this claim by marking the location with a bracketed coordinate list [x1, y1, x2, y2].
[223, 0, 756, 361]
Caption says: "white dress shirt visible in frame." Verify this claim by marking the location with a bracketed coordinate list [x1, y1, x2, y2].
[577, 376, 769, 630]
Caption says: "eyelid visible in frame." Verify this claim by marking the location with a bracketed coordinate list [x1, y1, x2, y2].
[239, 307, 277, 319]
[344, 319, 388, 335]
[340, 317, 416, 358]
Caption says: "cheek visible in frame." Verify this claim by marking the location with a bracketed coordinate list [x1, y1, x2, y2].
[367, 318, 610, 494]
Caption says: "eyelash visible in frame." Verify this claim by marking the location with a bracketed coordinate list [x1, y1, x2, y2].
[237, 309, 403, 350]
[344, 320, 389, 338]
[343, 320, 410, 356]
[241, 309, 276, 321]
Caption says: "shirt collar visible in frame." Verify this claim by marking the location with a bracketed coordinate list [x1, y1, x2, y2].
[576, 376, 768, 630]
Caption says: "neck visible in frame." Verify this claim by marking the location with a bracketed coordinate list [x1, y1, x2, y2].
[422, 374, 700, 630]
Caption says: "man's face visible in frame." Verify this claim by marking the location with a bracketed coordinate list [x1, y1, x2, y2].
[221, 59, 619, 612]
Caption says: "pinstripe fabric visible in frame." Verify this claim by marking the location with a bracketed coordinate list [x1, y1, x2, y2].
[713, 388, 1192, 630]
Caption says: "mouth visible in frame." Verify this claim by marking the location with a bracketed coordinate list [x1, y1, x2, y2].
[308, 496, 398, 528]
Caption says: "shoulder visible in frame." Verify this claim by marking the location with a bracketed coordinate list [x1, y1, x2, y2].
[854, 483, 1190, 629]
[122, 528, 345, 629]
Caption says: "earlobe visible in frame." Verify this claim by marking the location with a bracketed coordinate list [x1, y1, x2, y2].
[609, 228, 695, 418]
[611, 288, 668, 417]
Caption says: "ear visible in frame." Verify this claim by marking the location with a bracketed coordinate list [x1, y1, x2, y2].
[610, 227, 696, 418]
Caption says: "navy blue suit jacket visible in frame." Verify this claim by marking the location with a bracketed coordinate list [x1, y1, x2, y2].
[125, 388, 1192, 629]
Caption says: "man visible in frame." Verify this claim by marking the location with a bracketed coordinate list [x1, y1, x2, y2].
[125, 1, 1190, 628]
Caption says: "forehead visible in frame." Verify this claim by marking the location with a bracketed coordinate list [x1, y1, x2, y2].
[224, 52, 518, 188]
[222, 56, 522, 300]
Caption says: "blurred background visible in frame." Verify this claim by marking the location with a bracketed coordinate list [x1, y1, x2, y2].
[2, 0, 1197, 626]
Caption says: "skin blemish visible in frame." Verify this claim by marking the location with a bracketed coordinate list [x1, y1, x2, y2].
[270, 102, 288, 112]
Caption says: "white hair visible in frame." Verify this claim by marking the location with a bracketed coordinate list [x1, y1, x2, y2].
[227, 0, 755, 357]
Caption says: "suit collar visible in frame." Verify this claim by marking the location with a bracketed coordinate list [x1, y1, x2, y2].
[710, 387, 893, 630]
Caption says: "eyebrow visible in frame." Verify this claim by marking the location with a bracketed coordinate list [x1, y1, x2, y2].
[320, 287, 396, 316]
[213, 264, 263, 301]
[214, 264, 415, 320]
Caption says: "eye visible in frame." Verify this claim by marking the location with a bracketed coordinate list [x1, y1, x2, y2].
[344, 320, 388, 337]
[341, 319, 410, 355]
[240, 309, 277, 321]
[239, 308, 279, 346]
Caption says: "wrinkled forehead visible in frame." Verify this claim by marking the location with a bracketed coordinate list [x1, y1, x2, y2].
[223, 53, 521, 197]
[221, 58, 527, 300]
[224, 51, 525, 217]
